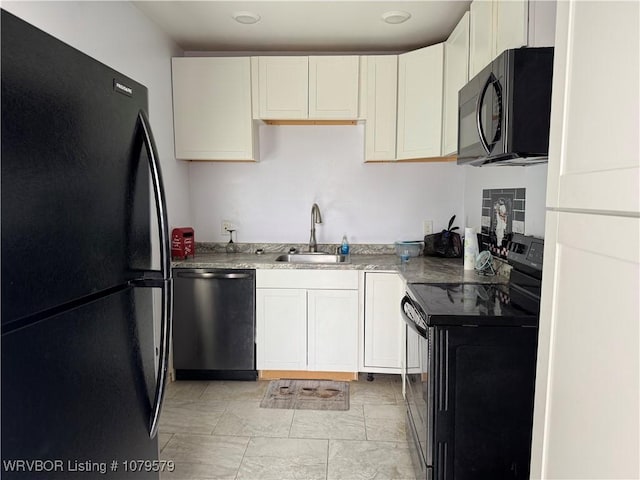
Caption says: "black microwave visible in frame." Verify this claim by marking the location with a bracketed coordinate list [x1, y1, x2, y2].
[457, 47, 554, 166]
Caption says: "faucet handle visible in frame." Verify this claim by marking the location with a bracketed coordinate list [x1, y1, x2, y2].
[289, 247, 297, 254]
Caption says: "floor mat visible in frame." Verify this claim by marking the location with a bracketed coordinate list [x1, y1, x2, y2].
[260, 379, 349, 411]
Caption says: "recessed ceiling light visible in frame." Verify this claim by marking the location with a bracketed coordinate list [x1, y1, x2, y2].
[381, 11, 412, 25]
[232, 11, 261, 25]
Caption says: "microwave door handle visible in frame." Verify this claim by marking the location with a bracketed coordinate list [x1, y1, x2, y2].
[491, 78, 504, 148]
[475, 74, 493, 154]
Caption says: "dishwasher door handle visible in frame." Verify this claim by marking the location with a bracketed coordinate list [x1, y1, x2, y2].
[176, 272, 252, 280]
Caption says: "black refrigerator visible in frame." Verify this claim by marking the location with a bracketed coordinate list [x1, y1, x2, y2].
[1, 10, 173, 479]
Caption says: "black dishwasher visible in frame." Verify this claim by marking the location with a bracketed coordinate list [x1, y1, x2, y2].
[172, 268, 257, 380]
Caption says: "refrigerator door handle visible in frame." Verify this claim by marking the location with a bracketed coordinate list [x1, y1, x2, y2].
[138, 110, 171, 280]
[137, 109, 172, 438]
[150, 278, 172, 438]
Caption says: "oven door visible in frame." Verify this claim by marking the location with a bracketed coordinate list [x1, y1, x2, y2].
[402, 295, 434, 479]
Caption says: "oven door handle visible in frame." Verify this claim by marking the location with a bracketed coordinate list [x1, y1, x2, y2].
[401, 295, 428, 338]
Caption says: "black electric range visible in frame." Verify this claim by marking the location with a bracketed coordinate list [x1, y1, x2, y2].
[401, 234, 544, 480]
[405, 281, 539, 327]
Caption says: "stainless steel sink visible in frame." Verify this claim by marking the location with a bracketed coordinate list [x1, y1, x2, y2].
[275, 252, 349, 264]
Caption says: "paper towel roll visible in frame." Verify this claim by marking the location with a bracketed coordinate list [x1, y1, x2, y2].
[464, 227, 479, 270]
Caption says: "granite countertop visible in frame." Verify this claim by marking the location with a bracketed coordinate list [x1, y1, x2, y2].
[172, 251, 507, 285]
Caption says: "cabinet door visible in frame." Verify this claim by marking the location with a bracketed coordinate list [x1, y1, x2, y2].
[534, 212, 639, 478]
[363, 55, 398, 161]
[256, 288, 307, 370]
[442, 12, 470, 156]
[494, 0, 528, 56]
[397, 44, 444, 159]
[469, 0, 495, 79]
[309, 56, 359, 119]
[258, 56, 308, 119]
[363, 273, 403, 370]
[545, 1, 639, 214]
[171, 57, 255, 161]
[307, 290, 358, 372]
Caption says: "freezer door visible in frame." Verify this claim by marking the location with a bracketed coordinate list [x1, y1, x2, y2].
[1, 11, 151, 326]
[1, 287, 160, 479]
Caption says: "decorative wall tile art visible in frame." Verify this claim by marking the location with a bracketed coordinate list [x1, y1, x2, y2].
[480, 188, 526, 256]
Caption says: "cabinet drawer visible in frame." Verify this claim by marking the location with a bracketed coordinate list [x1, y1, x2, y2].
[257, 269, 358, 289]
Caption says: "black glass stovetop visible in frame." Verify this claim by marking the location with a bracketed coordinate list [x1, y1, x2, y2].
[407, 282, 540, 327]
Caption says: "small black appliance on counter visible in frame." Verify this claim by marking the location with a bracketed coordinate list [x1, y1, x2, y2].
[401, 234, 543, 480]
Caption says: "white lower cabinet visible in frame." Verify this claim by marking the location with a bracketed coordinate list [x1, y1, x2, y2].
[307, 290, 359, 371]
[256, 270, 359, 372]
[362, 272, 405, 373]
[256, 288, 307, 370]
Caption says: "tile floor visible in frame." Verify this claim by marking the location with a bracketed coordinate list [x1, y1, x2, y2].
[159, 374, 416, 480]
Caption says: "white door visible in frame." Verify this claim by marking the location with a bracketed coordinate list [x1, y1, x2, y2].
[442, 12, 470, 156]
[171, 57, 254, 160]
[397, 44, 444, 159]
[469, 0, 495, 79]
[363, 55, 398, 161]
[258, 56, 308, 119]
[256, 288, 307, 370]
[308, 56, 359, 119]
[494, 0, 528, 57]
[363, 273, 403, 370]
[307, 289, 358, 372]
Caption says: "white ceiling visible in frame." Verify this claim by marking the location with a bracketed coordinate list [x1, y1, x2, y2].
[133, 1, 472, 53]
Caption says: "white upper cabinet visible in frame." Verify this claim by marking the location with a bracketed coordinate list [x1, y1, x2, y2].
[258, 56, 309, 119]
[308, 56, 359, 119]
[469, 0, 557, 79]
[469, 0, 494, 79]
[442, 12, 470, 156]
[362, 55, 398, 161]
[397, 44, 444, 160]
[256, 55, 359, 120]
[494, 0, 528, 56]
[171, 57, 256, 161]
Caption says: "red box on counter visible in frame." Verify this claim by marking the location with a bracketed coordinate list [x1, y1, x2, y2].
[171, 227, 194, 259]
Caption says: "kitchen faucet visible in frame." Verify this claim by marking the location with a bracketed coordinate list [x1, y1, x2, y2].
[309, 203, 322, 252]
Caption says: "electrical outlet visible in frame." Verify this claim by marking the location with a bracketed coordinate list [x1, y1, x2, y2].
[221, 220, 235, 235]
[423, 220, 433, 235]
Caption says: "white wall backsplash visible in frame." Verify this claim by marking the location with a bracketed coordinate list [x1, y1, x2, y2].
[3, 1, 191, 230]
[463, 163, 548, 238]
[189, 124, 467, 244]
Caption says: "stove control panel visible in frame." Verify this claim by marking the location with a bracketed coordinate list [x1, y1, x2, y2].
[507, 233, 544, 272]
